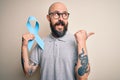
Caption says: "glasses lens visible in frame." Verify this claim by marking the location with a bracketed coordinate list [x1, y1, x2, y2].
[53, 13, 59, 19]
[62, 13, 69, 19]
[49, 12, 59, 19]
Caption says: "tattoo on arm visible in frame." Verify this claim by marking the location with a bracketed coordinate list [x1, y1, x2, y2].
[21, 49, 38, 76]
[28, 61, 37, 75]
[21, 55, 37, 76]
[78, 48, 89, 76]
[28, 69, 33, 76]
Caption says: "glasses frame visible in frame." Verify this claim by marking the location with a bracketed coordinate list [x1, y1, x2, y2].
[49, 11, 70, 20]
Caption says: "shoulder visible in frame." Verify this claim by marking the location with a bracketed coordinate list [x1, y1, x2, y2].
[65, 32, 76, 42]
[42, 34, 52, 42]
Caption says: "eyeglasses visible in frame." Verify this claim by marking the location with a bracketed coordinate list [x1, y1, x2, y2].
[49, 11, 70, 20]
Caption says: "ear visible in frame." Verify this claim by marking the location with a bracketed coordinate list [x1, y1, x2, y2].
[46, 15, 50, 22]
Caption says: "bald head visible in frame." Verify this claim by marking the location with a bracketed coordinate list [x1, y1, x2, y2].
[48, 2, 68, 13]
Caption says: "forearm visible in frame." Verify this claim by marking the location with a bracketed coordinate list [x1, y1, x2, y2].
[21, 45, 37, 76]
[75, 42, 90, 80]
[21, 45, 29, 74]
[75, 41, 90, 80]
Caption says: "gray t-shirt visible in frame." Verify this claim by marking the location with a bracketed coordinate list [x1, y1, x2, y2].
[30, 32, 78, 80]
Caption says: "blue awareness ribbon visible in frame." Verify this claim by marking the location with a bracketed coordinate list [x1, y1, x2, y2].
[26, 16, 44, 51]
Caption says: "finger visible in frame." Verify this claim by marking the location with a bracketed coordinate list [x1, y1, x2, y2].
[30, 34, 35, 40]
[31, 34, 35, 39]
[87, 32, 95, 38]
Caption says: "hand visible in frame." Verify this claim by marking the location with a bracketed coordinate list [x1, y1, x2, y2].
[74, 30, 94, 44]
[22, 33, 35, 46]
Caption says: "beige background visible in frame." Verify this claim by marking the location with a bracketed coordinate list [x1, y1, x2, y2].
[0, 0, 120, 80]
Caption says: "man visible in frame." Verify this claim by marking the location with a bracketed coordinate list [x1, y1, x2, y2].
[21, 2, 94, 80]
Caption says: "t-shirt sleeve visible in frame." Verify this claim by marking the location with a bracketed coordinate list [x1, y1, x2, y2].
[30, 44, 42, 65]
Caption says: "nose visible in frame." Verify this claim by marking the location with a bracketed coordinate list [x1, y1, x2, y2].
[58, 14, 63, 21]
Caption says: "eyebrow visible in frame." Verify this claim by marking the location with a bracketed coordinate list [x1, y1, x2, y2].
[49, 10, 68, 13]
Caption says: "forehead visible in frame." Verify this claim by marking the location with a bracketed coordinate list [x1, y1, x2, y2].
[49, 3, 68, 13]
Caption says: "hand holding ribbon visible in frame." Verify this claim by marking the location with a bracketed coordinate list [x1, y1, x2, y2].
[26, 16, 44, 51]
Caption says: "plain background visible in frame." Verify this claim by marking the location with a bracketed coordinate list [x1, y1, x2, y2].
[0, 0, 120, 80]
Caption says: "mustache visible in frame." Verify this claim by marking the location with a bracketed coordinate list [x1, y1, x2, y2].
[54, 20, 65, 26]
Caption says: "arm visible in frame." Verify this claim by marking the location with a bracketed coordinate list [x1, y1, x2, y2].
[74, 30, 94, 80]
[21, 33, 38, 77]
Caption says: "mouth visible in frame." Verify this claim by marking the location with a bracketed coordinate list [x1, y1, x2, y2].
[56, 25, 64, 32]
[55, 20, 65, 26]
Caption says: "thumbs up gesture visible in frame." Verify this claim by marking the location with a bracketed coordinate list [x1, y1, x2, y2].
[74, 30, 94, 44]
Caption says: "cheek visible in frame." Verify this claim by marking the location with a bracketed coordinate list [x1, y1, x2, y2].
[64, 20, 68, 24]
[50, 18, 58, 24]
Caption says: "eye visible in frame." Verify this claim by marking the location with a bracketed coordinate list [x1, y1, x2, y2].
[63, 13, 67, 15]
[51, 12, 59, 19]
[62, 13, 69, 18]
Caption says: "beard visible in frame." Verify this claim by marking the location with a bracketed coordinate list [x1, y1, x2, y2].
[50, 20, 68, 38]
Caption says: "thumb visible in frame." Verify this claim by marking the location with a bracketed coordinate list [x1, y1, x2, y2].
[87, 32, 95, 38]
